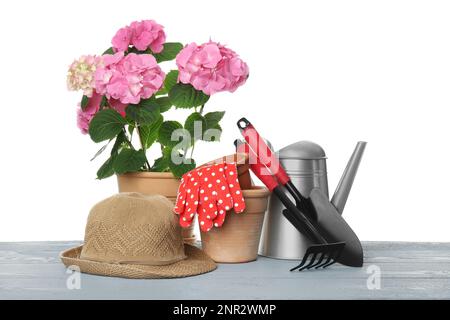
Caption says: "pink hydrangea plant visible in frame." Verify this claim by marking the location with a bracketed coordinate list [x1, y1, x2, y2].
[176, 41, 249, 95]
[111, 20, 166, 53]
[69, 19, 250, 182]
[94, 52, 165, 104]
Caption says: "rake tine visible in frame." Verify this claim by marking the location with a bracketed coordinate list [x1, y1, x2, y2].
[290, 252, 312, 272]
[308, 252, 326, 269]
[322, 247, 344, 269]
[315, 252, 333, 269]
[290, 264, 302, 272]
[321, 256, 339, 269]
[321, 257, 338, 269]
[298, 252, 318, 271]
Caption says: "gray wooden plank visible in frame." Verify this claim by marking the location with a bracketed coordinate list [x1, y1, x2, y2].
[1, 260, 449, 280]
[1, 276, 449, 300]
[0, 241, 449, 300]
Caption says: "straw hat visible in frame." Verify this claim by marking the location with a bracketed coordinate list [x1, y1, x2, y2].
[60, 192, 216, 278]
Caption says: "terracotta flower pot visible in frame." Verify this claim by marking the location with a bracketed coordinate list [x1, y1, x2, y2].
[117, 172, 196, 243]
[200, 186, 270, 263]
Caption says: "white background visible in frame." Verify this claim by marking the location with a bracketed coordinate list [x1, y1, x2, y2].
[0, 0, 449, 241]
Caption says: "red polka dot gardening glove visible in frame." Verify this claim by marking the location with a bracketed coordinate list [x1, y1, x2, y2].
[173, 162, 246, 232]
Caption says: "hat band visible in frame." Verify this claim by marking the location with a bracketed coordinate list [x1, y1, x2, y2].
[80, 252, 188, 266]
[117, 254, 187, 266]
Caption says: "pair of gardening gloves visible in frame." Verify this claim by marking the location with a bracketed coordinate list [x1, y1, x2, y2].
[174, 154, 248, 232]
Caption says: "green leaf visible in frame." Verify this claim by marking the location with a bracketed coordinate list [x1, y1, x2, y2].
[150, 147, 175, 172]
[155, 97, 172, 113]
[153, 43, 183, 63]
[126, 101, 160, 125]
[169, 157, 196, 178]
[127, 47, 155, 55]
[113, 149, 147, 174]
[156, 70, 179, 95]
[82, 95, 108, 111]
[81, 95, 89, 110]
[139, 115, 164, 149]
[169, 83, 210, 109]
[139, 96, 158, 108]
[99, 96, 108, 109]
[151, 150, 170, 172]
[203, 123, 222, 142]
[161, 145, 176, 160]
[151, 157, 169, 172]
[127, 124, 135, 137]
[103, 47, 115, 55]
[96, 156, 116, 179]
[184, 112, 206, 141]
[204, 111, 225, 129]
[164, 70, 179, 92]
[89, 109, 127, 143]
[158, 121, 183, 147]
[111, 131, 127, 155]
[164, 147, 196, 177]
[96, 132, 127, 179]
[155, 89, 166, 96]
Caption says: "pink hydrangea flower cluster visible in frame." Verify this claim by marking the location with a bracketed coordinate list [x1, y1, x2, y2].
[77, 93, 129, 134]
[67, 55, 103, 97]
[176, 41, 249, 95]
[112, 20, 166, 53]
[76, 92, 102, 134]
[94, 52, 165, 104]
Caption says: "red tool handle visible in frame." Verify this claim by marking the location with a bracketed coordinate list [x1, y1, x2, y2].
[235, 139, 278, 191]
[235, 138, 249, 154]
[237, 118, 290, 185]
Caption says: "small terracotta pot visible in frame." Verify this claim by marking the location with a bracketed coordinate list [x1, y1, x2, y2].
[200, 186, 270, 263]
[117, 172, 196, 243]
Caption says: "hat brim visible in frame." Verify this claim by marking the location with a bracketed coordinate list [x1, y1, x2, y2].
[60, 244, 217, 279]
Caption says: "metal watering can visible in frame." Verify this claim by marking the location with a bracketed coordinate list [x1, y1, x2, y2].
[258, 141, 367, 260]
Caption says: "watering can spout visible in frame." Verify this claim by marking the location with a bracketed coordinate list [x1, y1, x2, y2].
[331, 141, 367, 214]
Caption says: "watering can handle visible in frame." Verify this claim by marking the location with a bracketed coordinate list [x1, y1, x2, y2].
[237, 118, 290, 185]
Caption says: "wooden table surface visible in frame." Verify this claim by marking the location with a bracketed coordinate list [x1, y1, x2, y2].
[0, 241, 449, 300]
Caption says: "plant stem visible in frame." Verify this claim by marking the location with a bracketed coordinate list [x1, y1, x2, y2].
[189, 104, 205, 159]
[110, 98, 150, 170]
[136, 124, 152, 170]
[122, 128, 135, 150]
